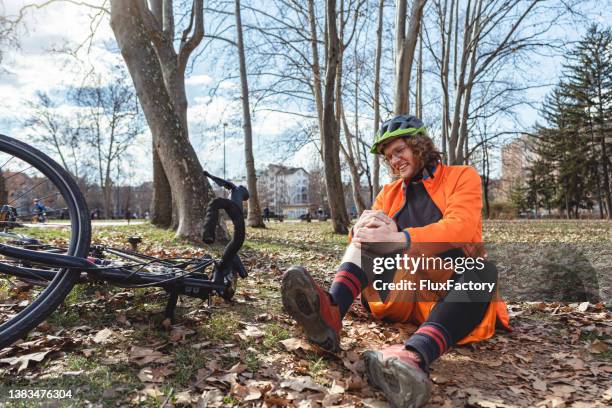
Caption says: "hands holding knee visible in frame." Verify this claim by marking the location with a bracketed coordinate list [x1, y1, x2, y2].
[352, 210, 406, 248]
[353, 210, 396, 234]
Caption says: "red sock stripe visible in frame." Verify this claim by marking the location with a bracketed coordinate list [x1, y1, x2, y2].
[420, 326, 448, 351]
[332, 276, 358, 298]
[335, 271, 362, 292]
[417, 326, 447, 352]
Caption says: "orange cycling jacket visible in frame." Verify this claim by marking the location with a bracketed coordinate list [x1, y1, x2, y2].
[356, 164, 510, 342]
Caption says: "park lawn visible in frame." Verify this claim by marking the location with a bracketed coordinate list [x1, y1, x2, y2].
[0, 220, 610, 407]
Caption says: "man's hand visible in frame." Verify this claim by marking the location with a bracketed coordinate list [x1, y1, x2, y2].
[352, 228, 406, 245]
[353, 210, 396, 235]
[351, 210, 408, 254]
[352, 227, 408, 255]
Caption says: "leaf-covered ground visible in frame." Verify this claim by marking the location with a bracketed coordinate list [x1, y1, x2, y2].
[0, 220, 610, 407]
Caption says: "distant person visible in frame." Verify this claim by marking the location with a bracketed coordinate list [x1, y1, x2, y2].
[126, 208, 132, 225]
[95, 208, 101, 220]
[32, 198, 47, 223]
[263, 207, 270, 222]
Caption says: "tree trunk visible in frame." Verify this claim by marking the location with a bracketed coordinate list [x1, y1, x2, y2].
[148, 0, 174, 228]
[323, 0, 349, 234]
[235, 0, 264, 228]
[586, 115, 604, 218]
[416, 25, 423, 117]
[150, 138, 172, 227]
[439, 0, 456, 163]
[308, 0, 324, 132]
[597, 94, 612, 219]
[482, 138, 490, 218]
[340, 108, 367, 214]
[110, 0, 212, 242]
[103, 177, 112, 220]
[393, 0, 427, 114]
[372, 0, 384, 198]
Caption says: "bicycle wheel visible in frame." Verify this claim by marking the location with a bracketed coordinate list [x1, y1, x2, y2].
[0, 134, 91, 349]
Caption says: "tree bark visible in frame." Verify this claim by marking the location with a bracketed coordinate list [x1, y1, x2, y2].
[150, 138, 172, 227]
[307, 0, 324, 133]
[393, 0, 427, 114]
[340, 107, 367, 214]
[110, 0, 213, 242]
[148, 0, 174, 226]
[322, 0, 349, 234]
[372, 0, 384, 197]
[235, 0, 264, 228]
[416, 25, 423, 118]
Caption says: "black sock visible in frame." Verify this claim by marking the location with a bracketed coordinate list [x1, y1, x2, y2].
[404, 322, 452, 370]
[329, 262, 368, 318]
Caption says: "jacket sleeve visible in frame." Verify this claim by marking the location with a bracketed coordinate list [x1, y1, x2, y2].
[405, 166, 482, 244]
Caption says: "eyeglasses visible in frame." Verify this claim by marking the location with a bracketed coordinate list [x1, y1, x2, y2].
[384, 143, 409, 162]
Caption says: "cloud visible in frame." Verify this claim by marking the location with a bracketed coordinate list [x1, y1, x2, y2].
[185, 74, 213, 86]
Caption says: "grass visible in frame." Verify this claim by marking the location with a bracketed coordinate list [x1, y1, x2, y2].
[2, 219, 610, 406]
[173, 346, 207, 387]
[261, 322, 291, 351]
[0, 359, 138, 407]
[201, 312, 241, 342]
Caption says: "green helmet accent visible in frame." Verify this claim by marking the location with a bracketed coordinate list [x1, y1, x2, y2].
[371, 115, 427, 154]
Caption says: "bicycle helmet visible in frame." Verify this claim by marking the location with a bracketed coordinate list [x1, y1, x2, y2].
[371, 114, 427, 154]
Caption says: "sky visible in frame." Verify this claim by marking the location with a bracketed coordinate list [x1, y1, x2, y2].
[0, 0, 610, 185]
[0, 0, 315, 185]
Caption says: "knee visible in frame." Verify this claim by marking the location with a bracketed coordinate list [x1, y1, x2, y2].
[341, 243, 362, 267]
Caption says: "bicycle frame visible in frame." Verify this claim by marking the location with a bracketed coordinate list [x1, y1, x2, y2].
[0, 171, 250, 319]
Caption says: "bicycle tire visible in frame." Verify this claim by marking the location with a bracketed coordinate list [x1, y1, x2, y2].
[0, 134, 91, 349]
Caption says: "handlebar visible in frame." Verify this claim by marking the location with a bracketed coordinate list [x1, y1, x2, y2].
[204, 170, 236, 190]
[202, 171, 250, 282]
[202, 198, 245, 283]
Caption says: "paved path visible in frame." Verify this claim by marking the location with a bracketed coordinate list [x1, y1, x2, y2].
[22, 220, 146, 228]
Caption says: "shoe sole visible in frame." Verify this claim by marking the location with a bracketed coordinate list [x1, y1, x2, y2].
[281, 266, 340, 352]
[363, 350, 432, 408]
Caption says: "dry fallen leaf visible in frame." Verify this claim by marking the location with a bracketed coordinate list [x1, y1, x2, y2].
[566, 357, 585, 370]
[280, 337, 313, 352]
[174, 390, 197, 405]
[362, 398, 391, 408]
[533, 377, 548, 392]
[576, 302, 589, 312]
[232, 383, 262, 401]
[0, 350, 50, 373]
[228, 362, 247, 374]
[264, 394, 291, 406]
[514, 353, 532, 363]
[538, 396, 566, 408]
[432, 374, 449, 384]
[93, 328, 115, 344]
[236, 325, 265, 340]
[280, 376, 326, 392]
[129, 346, 173, 366]
[509, 385, 524, 395]
[602, 387, 612, 402]
[589, 339, 608, 354]
[137, 366, 173, 383]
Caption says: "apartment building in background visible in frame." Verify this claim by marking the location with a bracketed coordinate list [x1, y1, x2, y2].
[257, 164, 310, 218]
[499, 134, 538, 202]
